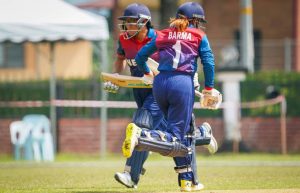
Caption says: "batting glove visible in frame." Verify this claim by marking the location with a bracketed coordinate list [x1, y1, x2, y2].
[200, 88, 222, 110]
[142, 71, 154, 85]
[103, 81, 119, 93]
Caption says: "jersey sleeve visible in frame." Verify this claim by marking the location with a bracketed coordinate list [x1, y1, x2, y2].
[135, 36, 158, 74]
[198, 35, 215, 88]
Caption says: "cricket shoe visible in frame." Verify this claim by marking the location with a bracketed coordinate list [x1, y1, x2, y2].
[202, 122, 218, 154]
[191, 182, 204, 191]
[180, 180, 205, 192]
[122, 123, 142, 158]
[114, 171, 137, 189]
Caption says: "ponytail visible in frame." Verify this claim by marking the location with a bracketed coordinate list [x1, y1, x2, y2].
[169, 17, 189, 32]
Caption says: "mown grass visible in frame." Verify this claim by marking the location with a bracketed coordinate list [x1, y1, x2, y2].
[0, 153, 300, 193]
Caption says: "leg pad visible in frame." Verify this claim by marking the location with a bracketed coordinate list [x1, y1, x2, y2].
[136, 137, 191, 157]
[195, 137, 211, 146]
[133, 108, 153, 129]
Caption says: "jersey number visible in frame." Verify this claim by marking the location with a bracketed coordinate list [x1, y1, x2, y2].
[172, 40, 181, 69]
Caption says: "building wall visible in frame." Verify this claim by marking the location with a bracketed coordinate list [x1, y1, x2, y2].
[1, 117, 299, 155]
[203, 0, 294, 71]
[113, 1, 294, 71]
[0, 40, 92, 82]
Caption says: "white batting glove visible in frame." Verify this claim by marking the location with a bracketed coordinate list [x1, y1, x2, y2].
[103, 81, 119, 93]
[200, 88, 222, 110]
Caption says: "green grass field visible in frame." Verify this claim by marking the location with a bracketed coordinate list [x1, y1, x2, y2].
[0, 153, 300, 193]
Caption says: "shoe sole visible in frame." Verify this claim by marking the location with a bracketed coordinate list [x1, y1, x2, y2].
[209, 135, 218, 154]
[114, 173, 134, 188]
[191, 183, 205, 191]
[202, 122, 218, 154]
[180, 184, 205, 192]
[122, 123, 138, 158]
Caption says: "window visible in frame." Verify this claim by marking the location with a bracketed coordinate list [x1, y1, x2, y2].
[0, 42, 24, 68]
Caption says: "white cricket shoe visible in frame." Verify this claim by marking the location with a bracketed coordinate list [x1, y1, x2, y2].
[191, 182, 204, 191]
[114, 171, 137, 189]
[202, 122, 218, 154]
[180, 180, 205, 192]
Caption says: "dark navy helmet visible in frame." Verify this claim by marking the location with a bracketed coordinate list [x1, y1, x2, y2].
[118, 3, 151, 21]
[176, 2, 207, 23]
[118, 3, 152, 39]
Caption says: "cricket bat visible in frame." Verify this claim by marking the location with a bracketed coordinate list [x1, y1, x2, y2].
[101, 58, 159, 89]
[102, 58, 204, 98]
[101, 72, 152, 88]
[102, 72, 203, 99]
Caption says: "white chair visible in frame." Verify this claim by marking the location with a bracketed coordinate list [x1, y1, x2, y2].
[23, 114, 54, 161]
[10, 121, 33, 160]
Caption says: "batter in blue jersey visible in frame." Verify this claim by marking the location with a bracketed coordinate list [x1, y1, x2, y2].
[121, 2, 221, 192]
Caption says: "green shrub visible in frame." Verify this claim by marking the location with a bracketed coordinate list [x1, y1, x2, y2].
[241, 71, 299, 117]
[0, 71, 299, 118]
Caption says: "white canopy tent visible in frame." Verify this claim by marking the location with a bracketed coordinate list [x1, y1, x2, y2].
[0, 0, 109, 155]
[0, 0, 109, 42]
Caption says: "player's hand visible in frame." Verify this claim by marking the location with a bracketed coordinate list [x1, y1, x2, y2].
[103, 81, 119, 93]
[200, 88, 222, 109]
[142, 71, 154, 85]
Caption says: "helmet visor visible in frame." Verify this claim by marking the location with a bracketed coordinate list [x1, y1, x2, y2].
[118, 17, 149, 39]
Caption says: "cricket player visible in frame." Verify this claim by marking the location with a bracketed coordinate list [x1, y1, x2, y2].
[122, 2, 222, 192]
[103, 3, 167, 189]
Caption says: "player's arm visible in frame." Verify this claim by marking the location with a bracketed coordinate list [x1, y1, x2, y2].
[114, 55, 126, 73]
[103, 40, 126, 93]
[199, 35, 215, 90]
[198, 35, 222, 109]
[113, 40, 126, 73]
[135, 36, 158, 75]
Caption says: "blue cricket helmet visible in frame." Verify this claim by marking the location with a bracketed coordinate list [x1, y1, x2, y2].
[176, 2, 207, 23]
[118, 3, 151, 21]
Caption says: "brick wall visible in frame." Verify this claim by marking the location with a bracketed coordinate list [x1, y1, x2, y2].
[1, 117, 299, 154]
[0, 119, 15, 154]
[58, 118, 129, 153]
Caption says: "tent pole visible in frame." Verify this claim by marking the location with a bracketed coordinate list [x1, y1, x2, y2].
[99, 40, 108, 157]
[49, 42, 57, 154]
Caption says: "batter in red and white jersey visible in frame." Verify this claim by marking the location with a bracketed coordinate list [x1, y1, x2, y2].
[103, 3, 167, 189]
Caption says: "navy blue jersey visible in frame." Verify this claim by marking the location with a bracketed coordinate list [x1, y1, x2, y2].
[135, 27, 215, 88]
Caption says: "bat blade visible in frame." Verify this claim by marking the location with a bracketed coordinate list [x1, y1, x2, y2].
[101, 72, 152, 88]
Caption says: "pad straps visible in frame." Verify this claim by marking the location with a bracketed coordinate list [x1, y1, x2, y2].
[174, 165, 192, 173]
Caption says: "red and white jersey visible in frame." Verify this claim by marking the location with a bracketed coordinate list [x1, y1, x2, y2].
[117, 28, 158, 77]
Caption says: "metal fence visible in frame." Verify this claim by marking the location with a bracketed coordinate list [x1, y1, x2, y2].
[210, 38, 295, 72]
